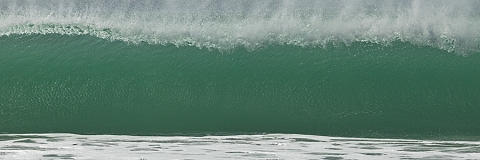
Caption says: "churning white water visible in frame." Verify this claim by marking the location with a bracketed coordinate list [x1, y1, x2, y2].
[1, 133, 480, 160]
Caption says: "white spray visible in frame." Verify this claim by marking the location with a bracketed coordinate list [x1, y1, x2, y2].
[0, 0, 479, 53]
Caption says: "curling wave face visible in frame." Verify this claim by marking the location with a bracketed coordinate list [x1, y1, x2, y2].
[1, 0, 480, 139]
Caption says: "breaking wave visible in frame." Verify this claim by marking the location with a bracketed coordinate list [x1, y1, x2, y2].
[0, 0, 479, 54]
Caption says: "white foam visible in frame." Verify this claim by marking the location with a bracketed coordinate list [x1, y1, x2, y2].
[1, 133, 479, 160]
[0, 0, 479, 53]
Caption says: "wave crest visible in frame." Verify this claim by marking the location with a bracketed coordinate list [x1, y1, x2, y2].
[1, 0, 479, 54]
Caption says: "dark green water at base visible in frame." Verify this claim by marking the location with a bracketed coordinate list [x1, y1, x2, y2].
[1, 34, 479, 140]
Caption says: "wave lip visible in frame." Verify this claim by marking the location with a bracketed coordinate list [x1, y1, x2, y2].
[1, 0, 479, 53]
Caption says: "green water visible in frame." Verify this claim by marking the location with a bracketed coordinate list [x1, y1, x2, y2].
[0, 34, 479, 139]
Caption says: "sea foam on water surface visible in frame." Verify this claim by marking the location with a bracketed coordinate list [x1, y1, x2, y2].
[1, 133, 480, 159]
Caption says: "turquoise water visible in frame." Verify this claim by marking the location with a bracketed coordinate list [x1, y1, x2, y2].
[1, 0, 480, 141]
[1, 34, 479, 140]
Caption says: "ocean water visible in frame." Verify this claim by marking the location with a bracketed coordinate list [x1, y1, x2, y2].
[1, 0, 480, 159]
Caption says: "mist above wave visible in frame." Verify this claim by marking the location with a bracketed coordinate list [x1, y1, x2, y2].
[1, 0, 479, 54]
